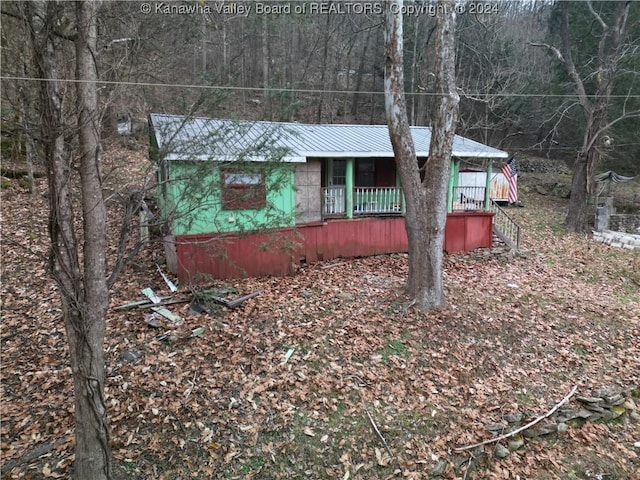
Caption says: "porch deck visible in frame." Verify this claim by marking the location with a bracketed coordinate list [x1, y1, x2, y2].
[323, 186, 404, 216]
[323, 185, 491, 217]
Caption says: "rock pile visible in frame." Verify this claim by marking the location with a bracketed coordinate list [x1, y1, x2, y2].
[558, 386, 629, 424]
[516, 157, 572, 175]
[609, 213, 640, 233]
[488, 385, 637, 455]
[432, 386, 639, 477]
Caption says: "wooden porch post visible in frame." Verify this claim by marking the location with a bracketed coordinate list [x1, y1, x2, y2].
[447, 158, 458, 213]
[346, 158, 354, 219]
[485, 159, 493, 211]
[395, 171, 406, 214]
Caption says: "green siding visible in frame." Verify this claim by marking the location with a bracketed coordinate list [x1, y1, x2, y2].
[161, 161, 296, 236]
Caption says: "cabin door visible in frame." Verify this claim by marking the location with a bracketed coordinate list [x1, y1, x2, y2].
[325, 159, 346, 214]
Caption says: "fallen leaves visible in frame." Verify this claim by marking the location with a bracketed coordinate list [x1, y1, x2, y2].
[1, 159, 640, 479]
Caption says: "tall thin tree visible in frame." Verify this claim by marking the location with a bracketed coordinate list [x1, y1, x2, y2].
[28, 0, 112, 477]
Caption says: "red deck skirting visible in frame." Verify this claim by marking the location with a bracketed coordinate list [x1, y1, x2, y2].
[174, 212, 494, 281]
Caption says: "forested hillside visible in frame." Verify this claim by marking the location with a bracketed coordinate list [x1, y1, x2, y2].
[2, 0, 639, 172]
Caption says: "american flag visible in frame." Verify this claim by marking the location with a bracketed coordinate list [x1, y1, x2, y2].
[502, 157, 518, 204]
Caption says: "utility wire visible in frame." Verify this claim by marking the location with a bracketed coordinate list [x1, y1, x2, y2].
[3, 75, 640, 99]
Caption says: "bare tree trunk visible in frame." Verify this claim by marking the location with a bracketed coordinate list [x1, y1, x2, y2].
[384, 0, 459, 311]
[28, 1, 112, 478]
[316, 12, 332, 123]
[73, 1, 111, 478]
[262, 14, 271, 119]
[384, 0, 425, 300]
[422, 0, 459, 308]
[566, 102, 607, 232]
[201, 14, 207, 75]
[409, 19, 420, 125]
[351, 26, 371, 118]
[15, 46, 37, 195]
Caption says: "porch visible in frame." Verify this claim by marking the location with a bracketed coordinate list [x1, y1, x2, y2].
[322, 185, 490, 217]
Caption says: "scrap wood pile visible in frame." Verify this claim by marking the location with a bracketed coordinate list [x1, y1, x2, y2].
[115, 266, 262, 342]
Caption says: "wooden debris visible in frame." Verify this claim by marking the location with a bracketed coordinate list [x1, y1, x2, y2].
[156, 263, 178, 292]
[142, 287, 183, 325]
[280, 348, 295, 365]
[138, 298, 191, 309]
[143, 312, 162, 328]
[114, 296, 171, 310]
[151, 306, 183, 325]
[320, 261, 345, 270]
[213, 290, 263, 308]
[366, 409, 394, 460]
[190, 327, 205, 337]
[141, 287, 162, 304]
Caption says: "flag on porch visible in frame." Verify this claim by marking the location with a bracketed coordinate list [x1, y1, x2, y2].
[502, 156, 518, 204]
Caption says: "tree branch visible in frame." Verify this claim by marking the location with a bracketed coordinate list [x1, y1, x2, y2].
[454, 385, 578, 453]
[529, 42, 565, 65]
[586, 1, 607, 31]
[560, 3, 591, 112]
[531, 101, 580, 152]
[366, 410, 394, 459]
[1, 8, 24, 22]
[586, 108, 640, 153]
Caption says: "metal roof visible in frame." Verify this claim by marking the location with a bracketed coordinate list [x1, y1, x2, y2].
[149, 114, 509, 162]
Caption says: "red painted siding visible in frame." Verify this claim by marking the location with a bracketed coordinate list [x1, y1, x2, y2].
[444, 212, 494, 253]
[174, 213, 494, 281]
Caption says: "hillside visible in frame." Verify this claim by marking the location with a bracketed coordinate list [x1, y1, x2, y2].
[1, 150, 639, 479]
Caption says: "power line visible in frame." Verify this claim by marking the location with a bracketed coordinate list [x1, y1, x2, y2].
[520, 142, 640, 151]
[3, 75, 640, 99]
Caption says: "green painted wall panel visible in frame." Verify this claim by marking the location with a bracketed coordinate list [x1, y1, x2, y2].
[161, 161, 296, 236]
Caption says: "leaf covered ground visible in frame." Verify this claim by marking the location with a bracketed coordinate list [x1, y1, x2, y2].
[1, 150, 639, 479]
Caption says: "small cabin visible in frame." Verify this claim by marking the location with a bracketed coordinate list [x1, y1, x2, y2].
[149, 114, 509, 280]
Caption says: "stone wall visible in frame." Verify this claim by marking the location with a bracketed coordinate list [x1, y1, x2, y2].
[609, 214, 640, 234]
[595, 196, 640, 235]
[592, 230, 640, 250]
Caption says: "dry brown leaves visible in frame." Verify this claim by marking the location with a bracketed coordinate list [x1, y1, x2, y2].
[1, 154, 639, 479]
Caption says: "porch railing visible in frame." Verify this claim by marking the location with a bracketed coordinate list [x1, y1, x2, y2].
[490, 199, 521, 250]
[323, 186, 346, 215]
[322, 186, 404, 216]
[452, 186, 486, 211]
[354, 187, 403, 214]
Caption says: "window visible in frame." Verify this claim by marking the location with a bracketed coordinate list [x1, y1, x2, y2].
[357, 159, 375, 187]
[221, 168, 266, 210]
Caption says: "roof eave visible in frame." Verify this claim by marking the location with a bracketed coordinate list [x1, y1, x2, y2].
[163, 154, 305, 163]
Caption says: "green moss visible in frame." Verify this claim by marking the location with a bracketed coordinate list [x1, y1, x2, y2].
[379, 339, 410, 362]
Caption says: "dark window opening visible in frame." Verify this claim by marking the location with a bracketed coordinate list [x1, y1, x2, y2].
[356, 159, 375, 187]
